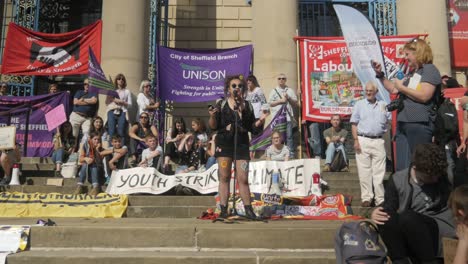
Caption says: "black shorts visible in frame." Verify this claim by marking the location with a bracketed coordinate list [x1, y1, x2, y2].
[215, 143, 250, 160]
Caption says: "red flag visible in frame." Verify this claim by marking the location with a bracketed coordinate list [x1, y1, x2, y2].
[1, 20, 102, 76]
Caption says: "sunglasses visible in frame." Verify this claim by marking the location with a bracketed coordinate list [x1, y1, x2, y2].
[117, 77, 125, 81]
[231, 84, 243, 89]
[140, 116, 149, 119]
[278, 77, 286, 80]
[144, 85, 151, 87]
[84, 83, 89, 86]
[0, 85, 7, 88]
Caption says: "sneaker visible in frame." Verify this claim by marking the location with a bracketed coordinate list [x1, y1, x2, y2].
[73, 185, 85, 195]
[341, 166, 349, 172]
[323, 164, 330, 172]
[89, 186, 102, 196]
[54, 170, 62, 177]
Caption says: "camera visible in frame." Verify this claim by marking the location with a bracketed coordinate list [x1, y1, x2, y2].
[386, 95, 405, 112]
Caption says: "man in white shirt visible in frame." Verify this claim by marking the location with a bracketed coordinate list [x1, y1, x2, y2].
[268, 73, 298, 158]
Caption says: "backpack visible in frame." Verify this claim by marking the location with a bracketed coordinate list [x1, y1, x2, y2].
[433, 98, 459, 146]
[330, 149, 347, 172]
[335, 221, 387, 264]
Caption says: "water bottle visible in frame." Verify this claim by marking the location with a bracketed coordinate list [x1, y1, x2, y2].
[269, 171, 282, 195]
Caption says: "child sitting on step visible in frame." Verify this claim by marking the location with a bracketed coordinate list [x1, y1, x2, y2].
[74, 132, 104, 195]
[139, 134, 163, 170]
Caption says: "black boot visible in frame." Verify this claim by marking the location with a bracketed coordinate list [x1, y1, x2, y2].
[244, 205, 260, 220]
[218, 205, 228, 219]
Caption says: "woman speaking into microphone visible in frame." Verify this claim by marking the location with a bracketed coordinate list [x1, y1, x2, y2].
[208, 75, 267, 220]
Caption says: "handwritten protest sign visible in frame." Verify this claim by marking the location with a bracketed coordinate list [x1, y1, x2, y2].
[0, 126, 16, 150]
[106, 159, 321, 196]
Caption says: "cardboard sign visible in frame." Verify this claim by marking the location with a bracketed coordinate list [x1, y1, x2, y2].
[0, 126, 16, 150]
[45, 104, 67, 132]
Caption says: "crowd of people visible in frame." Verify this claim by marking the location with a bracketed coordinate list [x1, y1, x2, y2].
[1, 36, 468, 261]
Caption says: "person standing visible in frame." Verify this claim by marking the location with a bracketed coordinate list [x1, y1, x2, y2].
[373, 38, 441, 170]
[208, 75, 266, 220]
[69, 78, 98, 140]
[350, 81, 391, 207]
[268, 73, 298, 158]
[136, 80, 160, 124]
[0, 82, 9, 96]
[106, 73, 132, 146]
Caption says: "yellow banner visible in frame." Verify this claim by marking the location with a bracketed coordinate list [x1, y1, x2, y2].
[0, 192, 128, 218]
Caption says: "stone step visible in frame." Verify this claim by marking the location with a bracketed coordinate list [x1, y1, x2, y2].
[124, 205, 369, 218]
[128, 195, 214, 206]
[7, 249, 335, 264]
[0, 218, 343, 250]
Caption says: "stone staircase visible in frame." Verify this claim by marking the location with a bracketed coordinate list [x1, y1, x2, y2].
[0, 157, 380, 263]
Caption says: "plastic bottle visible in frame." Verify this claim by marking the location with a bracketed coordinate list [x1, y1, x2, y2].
[269, 171, 282, 195]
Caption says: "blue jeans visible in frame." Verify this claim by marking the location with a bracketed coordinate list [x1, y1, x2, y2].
[78, 163, 101, 187]
[325, 143, 346, 165]
[396, 122, 433, 170]
[205, 156, 217, 170]
[52, 148, 65, 164]
[286, 122, 295, 158]
[107, 110, 127, 145]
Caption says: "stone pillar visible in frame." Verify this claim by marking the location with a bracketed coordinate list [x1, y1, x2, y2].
[251, 0, 298, 99]
[99, 0, 148, 123]
[397, 0, 451, 75]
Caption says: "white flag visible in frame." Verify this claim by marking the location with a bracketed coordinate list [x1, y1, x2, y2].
[333, 4, 390, 103]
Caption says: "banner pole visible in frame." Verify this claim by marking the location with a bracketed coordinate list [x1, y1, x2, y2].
[295, 29, 303, 159]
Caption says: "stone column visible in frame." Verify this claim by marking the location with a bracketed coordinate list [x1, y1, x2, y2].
[99, 0, 148, 123]
[397, 0, 451, 75]
[251, 0, 299, 99]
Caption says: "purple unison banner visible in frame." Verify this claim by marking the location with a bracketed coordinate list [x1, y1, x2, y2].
[158, 45, 253, 102]
[0, 92, 70, 157]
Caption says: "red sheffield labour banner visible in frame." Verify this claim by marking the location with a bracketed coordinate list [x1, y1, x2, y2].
[448, 0, 468, 67]
[297, 35, 421, 122]
[1, 20, 102, 76]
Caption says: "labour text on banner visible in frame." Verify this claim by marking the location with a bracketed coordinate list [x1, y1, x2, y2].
[297, 35, 421, 122]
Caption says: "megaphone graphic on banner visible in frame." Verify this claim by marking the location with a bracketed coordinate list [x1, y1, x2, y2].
[9, 163, 21, 185]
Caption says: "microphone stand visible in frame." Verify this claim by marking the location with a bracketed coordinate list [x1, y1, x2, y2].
[230, 94, 240, 217]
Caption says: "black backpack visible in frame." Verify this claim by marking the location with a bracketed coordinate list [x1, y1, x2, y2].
[335, 221, 387, 264]
[330, 149, 347, 172]
[433, 98, 459, 146]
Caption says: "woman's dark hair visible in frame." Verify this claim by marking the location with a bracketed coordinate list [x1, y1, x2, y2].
[246, 75, 260, 88]
[113, 73, 127, 88]
[170, 117, 187, 139]
[449, 185, 468, 225]
[412, 143, 448, 182]
[90, 116, 105, 135]
[192, 118, 206, 133]
[59, 121, 73, 139]
[224, 75, 247, 98]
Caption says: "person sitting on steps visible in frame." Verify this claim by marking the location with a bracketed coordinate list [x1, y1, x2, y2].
[323, 114, 348, 172]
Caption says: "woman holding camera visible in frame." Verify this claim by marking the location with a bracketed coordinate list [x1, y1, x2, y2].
[208, 75, 267, 220]
[373, 38, 441, 170]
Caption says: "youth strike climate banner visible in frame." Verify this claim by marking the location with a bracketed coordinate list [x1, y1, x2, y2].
[1, 20, 102, 75]
[158, 45, 252, 102]
[0, 92, 70, 157]
[106, 159, 321, 197]
[297, 35, 420, 122]
[448, 0, 468, 67]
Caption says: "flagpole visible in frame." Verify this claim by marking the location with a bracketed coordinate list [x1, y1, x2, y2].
[295, 29, 302, 159]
